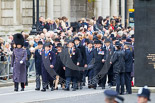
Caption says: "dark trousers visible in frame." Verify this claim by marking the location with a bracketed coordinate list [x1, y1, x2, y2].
[108, 74, 113, 85]
[88, 69, 94, 86]
[65, 77, 77, 89]
[125, 72, 132, 94]
[115, 73, 125, 94]
[25, 66, 29, 85]
[14, 82, 24, 90]
[93, 63, 104, 87]
[101, 75, 106, 87]
[36, 74, 41, 89]
[42, 80, 53, 89]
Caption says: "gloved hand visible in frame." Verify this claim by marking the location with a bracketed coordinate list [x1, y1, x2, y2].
[20, 61, 23, 64]
[10, 67, 13, 73]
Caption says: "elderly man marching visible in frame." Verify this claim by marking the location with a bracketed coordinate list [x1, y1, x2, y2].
[11, 33, 27, 92]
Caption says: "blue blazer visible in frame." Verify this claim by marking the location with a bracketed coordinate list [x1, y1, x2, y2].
[125, 49, 133, 72]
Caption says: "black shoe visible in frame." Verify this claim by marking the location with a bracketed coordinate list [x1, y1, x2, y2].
[46, 85, 49, 89]
[64, 88, 70, 91]
[41, 88, 46, 92]
[80, 85, 83, 90]
[102, 87, 105, 89]
[54, 87, 58, 90]
[25, 82, 28, 86]
[98, 84, 102, 87]
[125, 92, 132, 95]
[120, 93, 125, 95]
[35, 88, 40, 91]
[51, 87, 54, 91]
[93, 87, 96, 89]
[21, 88, 24, 91]
[72, 88, 76, 91]
[88, 86, 91, 89]
[14, 88, 18, 92]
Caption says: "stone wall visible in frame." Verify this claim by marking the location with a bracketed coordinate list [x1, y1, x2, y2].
[70, 0, 87, 22]
[0, 0, 46, 35]
[53, 0, 61, 19]
[0, 0, 134, 36]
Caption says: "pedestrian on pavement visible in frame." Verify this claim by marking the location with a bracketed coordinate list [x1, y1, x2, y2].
[41, 42, 56, 92]
[34, 41, 43, 91]
[23, 41, 31, 86]
[54, 43, 65, 90]
[63, 40, 81, 91]
[110, 42, 125, 95]
[85, 40, 94, 88]
[92, 40, 106, 89]
[124, 42, 133, 94]
[11, 33, 27, 92]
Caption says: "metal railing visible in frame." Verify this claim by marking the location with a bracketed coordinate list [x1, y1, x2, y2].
[0, 56, 36, 81]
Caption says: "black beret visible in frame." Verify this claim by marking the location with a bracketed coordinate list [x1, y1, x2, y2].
[88, 40, 94, 44]
[84, 39, 89, 43]
[55, 38, 60, 42]
[112, 37, 117, 41]
[38, 41, 43, 45]
[130, 34, 134, 38]
[124, 42, 131, 46]
[56, 43, 62, 48]
[95, 40, 102, 44]
[115, 42, 122, 47]
[67, 39, 74, 44]
[44, 42, 51, 47]
[102, 36, 107, 40]
[110, 34, 115, 38]
[105, 39, 111, 43]
[74, 37, 80, 41]
[24, 42, 29, 48]
[126, 38, 132, 42]
[122, 36, 127, 40]
[64, 38, 70, 42]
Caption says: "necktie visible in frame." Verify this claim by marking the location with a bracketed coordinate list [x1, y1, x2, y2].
[88, 49, 90, 53]
[70, 48, 72, 54]
[106, 47, 109, 51]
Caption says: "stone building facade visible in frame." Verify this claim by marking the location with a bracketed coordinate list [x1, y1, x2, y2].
[0, 0, 133, 35]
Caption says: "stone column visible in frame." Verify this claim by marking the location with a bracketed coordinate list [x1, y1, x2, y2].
[0, 0, 1, 25]
[110, 0, 119, 17]
[94, 0, 102, 17]
[15, 0, 22, 25]
[60, 0, 70, 19]
[47, 0, 53, 19]
[102, 0, 110, 18]
[127, 0, 134, 20]
[121, 0, 125, 27]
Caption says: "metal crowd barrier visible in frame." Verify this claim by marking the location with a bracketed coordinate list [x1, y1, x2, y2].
[0, 56, 36, 81]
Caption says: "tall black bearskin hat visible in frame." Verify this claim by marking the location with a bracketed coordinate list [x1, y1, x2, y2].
[13, 33, 24, 46]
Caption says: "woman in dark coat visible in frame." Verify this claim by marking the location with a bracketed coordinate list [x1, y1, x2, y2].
[110, 43, 125, 95]
[11, 33, 27, 91]
[54, 43, 65, 90]
[63, 40, 82, 91]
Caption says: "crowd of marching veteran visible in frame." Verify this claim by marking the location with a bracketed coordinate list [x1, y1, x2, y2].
[8, 15, 136, 96]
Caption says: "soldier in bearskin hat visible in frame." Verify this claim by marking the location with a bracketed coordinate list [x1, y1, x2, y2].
[11, 33, 27, 91]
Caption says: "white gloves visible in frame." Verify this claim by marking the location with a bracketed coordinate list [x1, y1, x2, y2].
[10, 67, 13, 73]
[20, 61, 23, 64]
